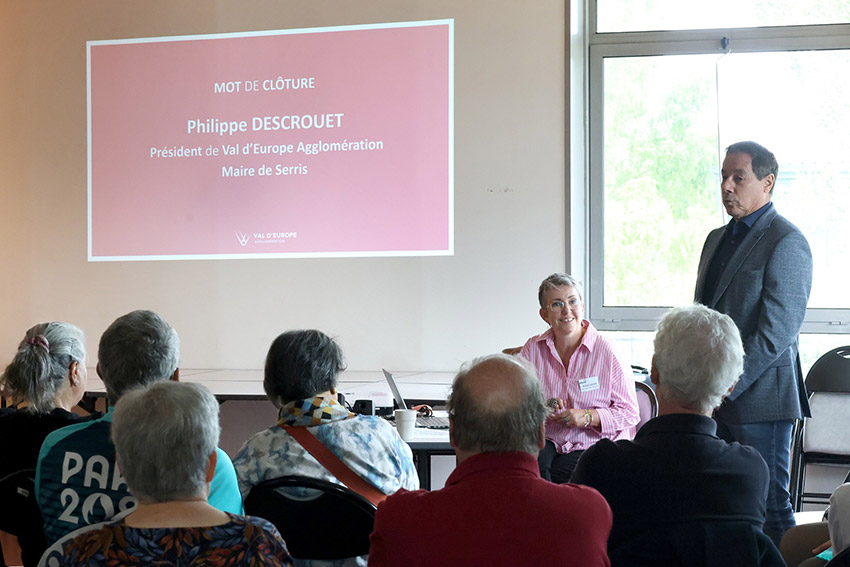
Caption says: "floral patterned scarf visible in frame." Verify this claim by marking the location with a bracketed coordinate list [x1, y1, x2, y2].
[277, 395, 355, 427]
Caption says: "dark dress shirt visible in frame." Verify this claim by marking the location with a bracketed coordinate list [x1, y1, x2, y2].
[700, 202, 773, 306]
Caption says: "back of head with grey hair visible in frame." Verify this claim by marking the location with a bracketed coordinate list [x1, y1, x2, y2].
[653, 304, 744, 414]
[111, 381, 220, 502]
[1, 322, 86, 413]
[448, 353, 547, 454]
[264, 329, 346, 405]
[98, 310, 180, 403]
[537, 272, 583, 308]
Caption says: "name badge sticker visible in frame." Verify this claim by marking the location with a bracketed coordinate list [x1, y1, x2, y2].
[579, 376, 600, 392]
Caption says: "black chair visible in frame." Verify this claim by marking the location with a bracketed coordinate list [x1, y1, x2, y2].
[0, 468, 47, 567]
[244, 475, 377, 560]
[790, 346, 850, 511]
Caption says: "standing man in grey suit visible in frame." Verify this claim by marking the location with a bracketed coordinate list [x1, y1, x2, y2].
[695, 140, 813, 546]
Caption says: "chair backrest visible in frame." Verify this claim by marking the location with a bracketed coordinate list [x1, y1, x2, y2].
[803, 393, 850, 455]
[0, 468, 47, 566]
[244, 475, 377, 560]
[806, 347, 850, 393]
[791, 349, 850, 510]
[633, 381, 658, 434]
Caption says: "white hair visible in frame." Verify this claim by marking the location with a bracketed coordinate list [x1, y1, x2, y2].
[111, 381, 220, 502]
[653, 304, 744, 414]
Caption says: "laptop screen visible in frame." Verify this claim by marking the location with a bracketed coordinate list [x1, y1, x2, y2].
[382, 368, 408, 410]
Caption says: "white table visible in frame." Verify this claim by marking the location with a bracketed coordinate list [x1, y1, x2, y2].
[83, 368, 454, 404]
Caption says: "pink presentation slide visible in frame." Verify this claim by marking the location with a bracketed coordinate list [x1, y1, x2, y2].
[87, 20, 453, 261]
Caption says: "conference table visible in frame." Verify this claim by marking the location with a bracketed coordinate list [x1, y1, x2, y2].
[82, 368, 455, 489]
[82, 368, 454, 405]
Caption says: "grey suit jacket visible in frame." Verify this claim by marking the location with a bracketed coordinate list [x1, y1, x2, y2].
[695, 204, 812, 424]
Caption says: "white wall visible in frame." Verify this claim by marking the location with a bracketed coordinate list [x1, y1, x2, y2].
[0, 0, 567, 372]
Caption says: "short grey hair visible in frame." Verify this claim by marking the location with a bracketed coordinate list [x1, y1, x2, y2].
[98, 310, 180, 402]
[537, 273, 583, 308]
[448, 353, 547, 454]
[111, 381, 220, 502]
[1, 322, 86, 413]
[653, 304, 744, 414]
[264, 329, 346, 405]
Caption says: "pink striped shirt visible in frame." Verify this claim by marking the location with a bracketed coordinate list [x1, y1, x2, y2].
[520, 321, 639, 453]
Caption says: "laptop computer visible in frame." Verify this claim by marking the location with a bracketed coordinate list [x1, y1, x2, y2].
[382, 369, 449, 429]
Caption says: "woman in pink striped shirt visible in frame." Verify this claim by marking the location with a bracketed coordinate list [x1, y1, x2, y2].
[520, 273, 640, 483]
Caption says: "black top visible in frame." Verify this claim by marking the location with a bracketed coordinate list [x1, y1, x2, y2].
[0, 406, 100, 567]
[0, 407, 99, 479]
[572, 413, 774, 565]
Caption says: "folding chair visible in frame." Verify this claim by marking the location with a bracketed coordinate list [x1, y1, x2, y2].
[790, 346, 850, 511]
[244, 475, 376, 560]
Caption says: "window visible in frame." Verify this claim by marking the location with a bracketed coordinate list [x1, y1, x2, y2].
[577, 0, 850, 334]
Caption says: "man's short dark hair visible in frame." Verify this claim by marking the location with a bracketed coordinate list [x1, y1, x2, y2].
[726, 141, 778, 186]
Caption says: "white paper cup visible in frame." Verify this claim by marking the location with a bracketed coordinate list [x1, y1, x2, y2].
[394, 409, 417, 441]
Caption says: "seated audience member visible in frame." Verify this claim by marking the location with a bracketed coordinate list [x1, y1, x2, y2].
[234, 330, 417, 566]
[571, 304, 783, 567]
[780, 483, 850, 567]
[52, 381, 294, 566]
[521, 273, 639, 483]
[368, 354, 612, 567]
[828, 483, 850, 565]
[0, 322, 100, 566]
[233, 329, 418, 502]
[35, 310, 242, 547]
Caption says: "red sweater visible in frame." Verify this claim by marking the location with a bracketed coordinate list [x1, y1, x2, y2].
[369, 451, 612, 567]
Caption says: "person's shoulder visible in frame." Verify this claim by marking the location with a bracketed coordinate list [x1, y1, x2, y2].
[552, 480, 610, 505]
[704, 224, 727, 239]
[235, 425, 285, 455]
[520, 329, 552, 358]
[234, 512, 278, 533]
[61, 519, 125, 555]
[334, 414, 401, 439]
[584, 323, 616, 352]
[766, 210, 807, 238]
[376, 488, 433, 520]
[570, 438, 632, 478]
[356, 413, 400, 430]
[523, 329, 551, 347]
[720, 439, 770, 473]
[214, 513, 287, 545]
[40, 414, 109, 456]
[535, 479, 612, 525]
[236, 513, 296, 565]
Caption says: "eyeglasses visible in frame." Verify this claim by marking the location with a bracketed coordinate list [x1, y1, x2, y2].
[547, 298, 581, 311]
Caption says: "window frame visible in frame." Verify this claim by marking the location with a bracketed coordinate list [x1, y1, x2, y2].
[574, 0, 850, 333]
